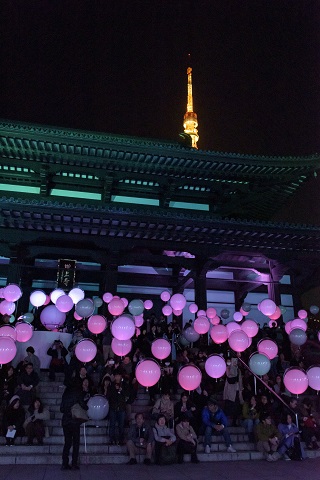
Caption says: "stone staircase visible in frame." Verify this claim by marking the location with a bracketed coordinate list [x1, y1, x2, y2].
[1, 373, 320, 465]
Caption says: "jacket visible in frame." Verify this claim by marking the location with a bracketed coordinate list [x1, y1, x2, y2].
[201, 406, 228, 428]
[60, 386, 88, 427]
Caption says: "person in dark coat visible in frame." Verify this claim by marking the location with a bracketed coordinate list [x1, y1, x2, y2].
[47, 340, 68, 381]
[3, 395, 25, 445]
[60, 385, 88, 470]
[16, 363, 39, 406]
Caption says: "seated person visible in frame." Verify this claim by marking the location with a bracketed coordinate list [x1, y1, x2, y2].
[201, 398, 236, 454]
[23, 397, 50, 445]
[3, 395, 26, 445]
[241, 394, 260, 442]
[16, 363, 40, 406]
[255, 413, 281, 461]
[153, 414, 177, 465]
[176, 414, 199, 463]
[277, 413, 306, 460]
[174, 391, 197, 429]
[47, 340, 68, 381]
[299, 397, 320, 450]
[24, 347, 41, 378]
[126, 413, 154, 465]
[152, 390, 174, 428]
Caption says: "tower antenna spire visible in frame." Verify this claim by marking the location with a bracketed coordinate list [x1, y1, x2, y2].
[183, 54, 199, 149]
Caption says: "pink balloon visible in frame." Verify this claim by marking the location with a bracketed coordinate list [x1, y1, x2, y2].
[210, 315, 220, 326]
[44, 295, 51, 306]
[241, 319, 259, 338]
[189, 303, 198, 314]
[240, 307, 249, 317]
[260, 299, 277, 316]
[74, 312, 83, 321]
[108, 298, 125, 316]
[283, 368, 308, 395]
[198, 310, 206, 317]
[75, 339, 97, 363]
[160, 291, 171, 302]
[269, 306, 281, 320]
[3, 284, 22, 302]
[111, 315, 135, 340]
[0, 300, 15, 315]
[121, 297, 129, 308]
[144, 300, 153, 310]
[291, 318, 307, 332]
[228, 330, 250, 352]
[210, 324, 228, 344]
[16, 322, 33, 342]
[136, 359, 161, 387]
[178, 365, 202, 391]
[30, 290, 47, 308]
[285, 321, 293, 335]
[111, 338, 132, 357]
[205, 355, 226, 379]
[206, 307, 217, 319]
[162, 305, 172, 317]
[56, 294, 74, 313]
[307, 366, 320, 391]
[151, 339, 171, 360]
[68, 288, 85, 304]
[40, 305, 66, 330]
[0, 337, 17, 364]
[50, 289, 65, 304]
[88, 315, 107, 335]
[102, 292, 113, 304]
[134, 315, 144, 327]
[298, 309, 308, 320]
[233, 311, 243, 322]
[170, 293, 186, 311]
[194, 316, 210, 334]
[136, 328, 141, 337]
[0, 325, 17, 341]
[258, 339, 278, 360]
[172, 309, 183, 316]
[226, 321, 242, 337]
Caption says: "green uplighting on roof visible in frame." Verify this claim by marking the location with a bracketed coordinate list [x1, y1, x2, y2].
[112, 195, 159, 206]
[169, 201, 209, 211]
[51, 189, 101, 200]
[0, 184, 40, 194]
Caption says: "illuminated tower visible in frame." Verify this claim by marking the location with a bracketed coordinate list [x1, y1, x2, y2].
[183, 67, 199, 149]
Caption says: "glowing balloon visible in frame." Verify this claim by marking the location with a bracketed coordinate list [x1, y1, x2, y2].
[210, 324, 228, 344]
[178, 364, 202, 391]
[68, 288, 85, 304]
[44, 295, 51, 305]
[134, 315, 144, 327]
[102, 292, 113, 304]
[75, 298, 95, 318]
[172, 309, 183, 316]
[307, 366, 320, 391]
[93, 297, 103, 308]
[258, 338, 278, 360]
[179, 335, 190, 346]
[283, 368, 308, 395]
[75, 339, 97, 363]
[0, 337, 17, 364]
[291, 318, 307, 331]
[3, 284, 22, 302]
[16, 322, 33, 342]
[298, 309, 308, 320]
[226, 321, 241, 337]
[228, 330, 250, 352]
[50, 289, 65, 304]
[87, 395, 109, 420]
[260, 299, 277, 316]
[249, 353, 271, 376]
[205, 355, 226, 379]
[0, 300, 15, 315]
[160, 291, 171, 302]
[111, 315, 135, 340]
[310, 305, 319, 315]
[0, 325, 17, 341]
[162, 305, 172, 316]
[111, 338, 132, 356]
[189, 303, 198, 314]
[285, 321, 293, 335]
[40, 305, 66, 330]
[184, 326, 200, 343]
[56, 294, 74, 313]
[198, 310, 206, 317]
[194, 316, 210, 334]
[233, 311, 243, 322]
[220, 309, 230, 320]
[74, 312, 83, 321]
[19, 312, 34, 323]
[128, 299, 144, 316]
[241, 319, 259, 338]
[108, 298, 125, 316]
[240, 307, 249, 317]
[151, 338, 171, 360]
[269, 306, 281, 320]
[289, 328, 307, 346]
[144, 299, 153, 310]
[121, 297, 128, 308]
[210, 315, 221, 326]
[170, 293, 186, 311]
[135, 359, 161, 387]
[87, 315, 107, 335]
[206, 307, 216, 319]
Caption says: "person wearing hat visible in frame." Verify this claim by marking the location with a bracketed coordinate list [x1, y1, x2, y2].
[3, 395, 25, 445]
[176, 414, 199, 463]
[201, 398, 236, 454]
[47, 340, 68, 381]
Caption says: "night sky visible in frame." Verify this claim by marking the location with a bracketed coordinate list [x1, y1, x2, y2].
[1, 1, 320, 156]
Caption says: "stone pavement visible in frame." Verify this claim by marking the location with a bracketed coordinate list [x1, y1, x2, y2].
[1, 459, 320, 480]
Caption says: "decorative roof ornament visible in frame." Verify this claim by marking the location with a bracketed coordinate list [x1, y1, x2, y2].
[183, 65, 199, 149]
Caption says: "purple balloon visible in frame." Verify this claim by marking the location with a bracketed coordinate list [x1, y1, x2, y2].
[40, 305, 66, 330]
[205, 355, 226, 379]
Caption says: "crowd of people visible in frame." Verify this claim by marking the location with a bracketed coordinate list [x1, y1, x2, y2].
[0, 312, 320, 468]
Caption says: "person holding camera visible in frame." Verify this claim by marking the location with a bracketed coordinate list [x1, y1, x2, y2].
[47, 340, 68, 381]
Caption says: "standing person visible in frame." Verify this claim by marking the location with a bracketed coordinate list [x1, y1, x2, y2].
[47, 340, 68, 381]
[126, 413, 154, 465]
[60, 385, 88, 470]
[107, 369, 130, 445]
[223, 357, 243, 426]
[201, 398, 236, 454]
